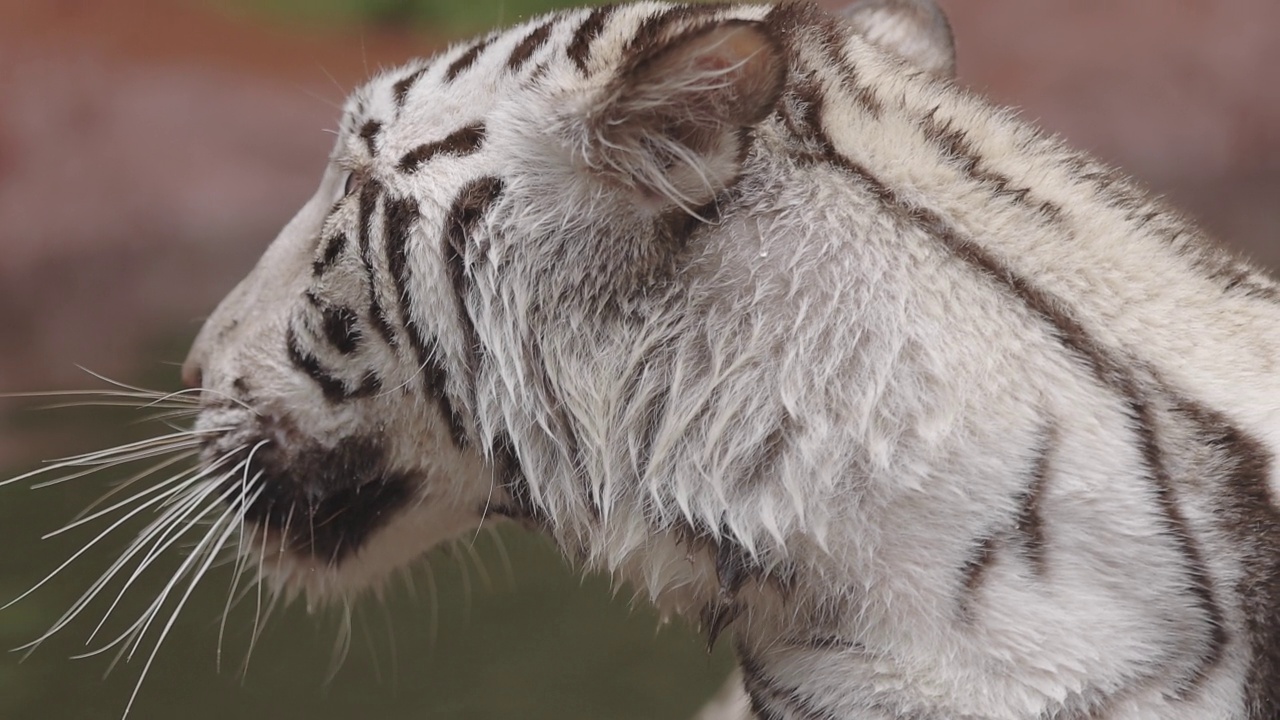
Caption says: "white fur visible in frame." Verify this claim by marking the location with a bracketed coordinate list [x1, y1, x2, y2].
[182, 2, 1280, 718]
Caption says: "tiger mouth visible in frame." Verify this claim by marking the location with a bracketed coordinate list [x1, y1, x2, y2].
[208, 432, 415, 565]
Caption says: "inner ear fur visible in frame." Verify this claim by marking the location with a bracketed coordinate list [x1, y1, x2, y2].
[581, 20, 786, 208]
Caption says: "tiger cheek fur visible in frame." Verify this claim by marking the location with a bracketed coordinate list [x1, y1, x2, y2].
[170, 2, 1280, 719]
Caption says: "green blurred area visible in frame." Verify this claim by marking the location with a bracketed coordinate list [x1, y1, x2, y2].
[220, 0, 611, 34]
[0, 331, 734, 719]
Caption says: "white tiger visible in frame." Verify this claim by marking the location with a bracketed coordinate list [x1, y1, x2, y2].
[20, 0, 1280, 718]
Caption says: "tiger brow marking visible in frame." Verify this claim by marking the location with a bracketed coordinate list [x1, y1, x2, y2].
[355, 179, 399, 348]
[383, 196, 468, 447]
[445, 36, 494, 82]
[567, 5, 615, 73]
[398, 123, 487, 174]
[392, 67, 425, 109]
[442, 176, 504, 397]
[312, 232, 348, 276]
[507, 20, 554, 72]
[358, 120, 382, 156]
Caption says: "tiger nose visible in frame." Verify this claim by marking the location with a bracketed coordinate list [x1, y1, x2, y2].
[181, 357, 203, 390]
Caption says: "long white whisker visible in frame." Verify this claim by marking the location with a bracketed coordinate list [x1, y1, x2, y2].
[85, 472, 244, 649]
[28, 440, 204, 490]
[3, 476, 205, 613]
[12, 450, 244, 649]
[217, 450, 268, 672]
[50, 462, 200, 538]
[118, 493, 248, 720]
[3, 429, 219, 488]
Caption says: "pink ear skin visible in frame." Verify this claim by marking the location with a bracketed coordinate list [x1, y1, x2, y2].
[582, 20, 787, 208]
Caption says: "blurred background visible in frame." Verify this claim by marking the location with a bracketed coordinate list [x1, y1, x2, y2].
[0, 0, 1276, 718]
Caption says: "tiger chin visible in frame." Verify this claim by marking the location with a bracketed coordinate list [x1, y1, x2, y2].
[166, 0, 1280, 718]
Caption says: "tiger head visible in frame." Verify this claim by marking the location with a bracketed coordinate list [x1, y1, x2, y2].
[181, 1, 954, 603]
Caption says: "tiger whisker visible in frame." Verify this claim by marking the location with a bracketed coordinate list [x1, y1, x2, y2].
[4, 472, 209, 616]
[13, 453, 246, 652]
[30, 439, 207, 490]
[117, 493, 250, 720]
[68, 451, 198, 525]
[83, 471, 247, 648]
[84, 476, 254, 662]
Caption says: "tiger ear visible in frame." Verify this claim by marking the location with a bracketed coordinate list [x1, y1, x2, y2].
[837, 0, 956, 78]
[579, 20, 786, 208]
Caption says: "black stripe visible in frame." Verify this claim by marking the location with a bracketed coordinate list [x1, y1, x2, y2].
[804, 130, 1226, 697]
[392, 67, 425, 108]
[312, 232, 348, 276]
[355, 179, 399, 348]
[319, 304, 361, 355]
[958, 533, 998, 618]
[507, 20, 554, 72]
[1014, 429, 1054, 576]
[445, 37, 493, 82]
[1170, 401, 1280, 718]
[766, 1, 881, 117]
[1127, 393, 1228, 696]
[358, 120, 382, 156]
[567, 5, 615, 73]
[625, 4, 722, 59]
[739, 650, 837, 720]
[920, 112, 1062, 221]
[384, 196, 469, 448]
[398, 123, 487, 174]
[286, 325, 349, 403]
[442, 176, 504, 397]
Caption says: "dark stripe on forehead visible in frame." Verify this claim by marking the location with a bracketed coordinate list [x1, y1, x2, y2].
[355, 179, 400, 348]
[392, 67, 426, 109]
[359, 120, 382, 156]
[507, 20, 554, 72]
[442, 176, 504, 393]
[398, 123, 487, 174]
[384, 196, 469, 448]
[446, 36, 494, 82]
[312, 232, 348, 276]
[567, 5, 615, 74]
